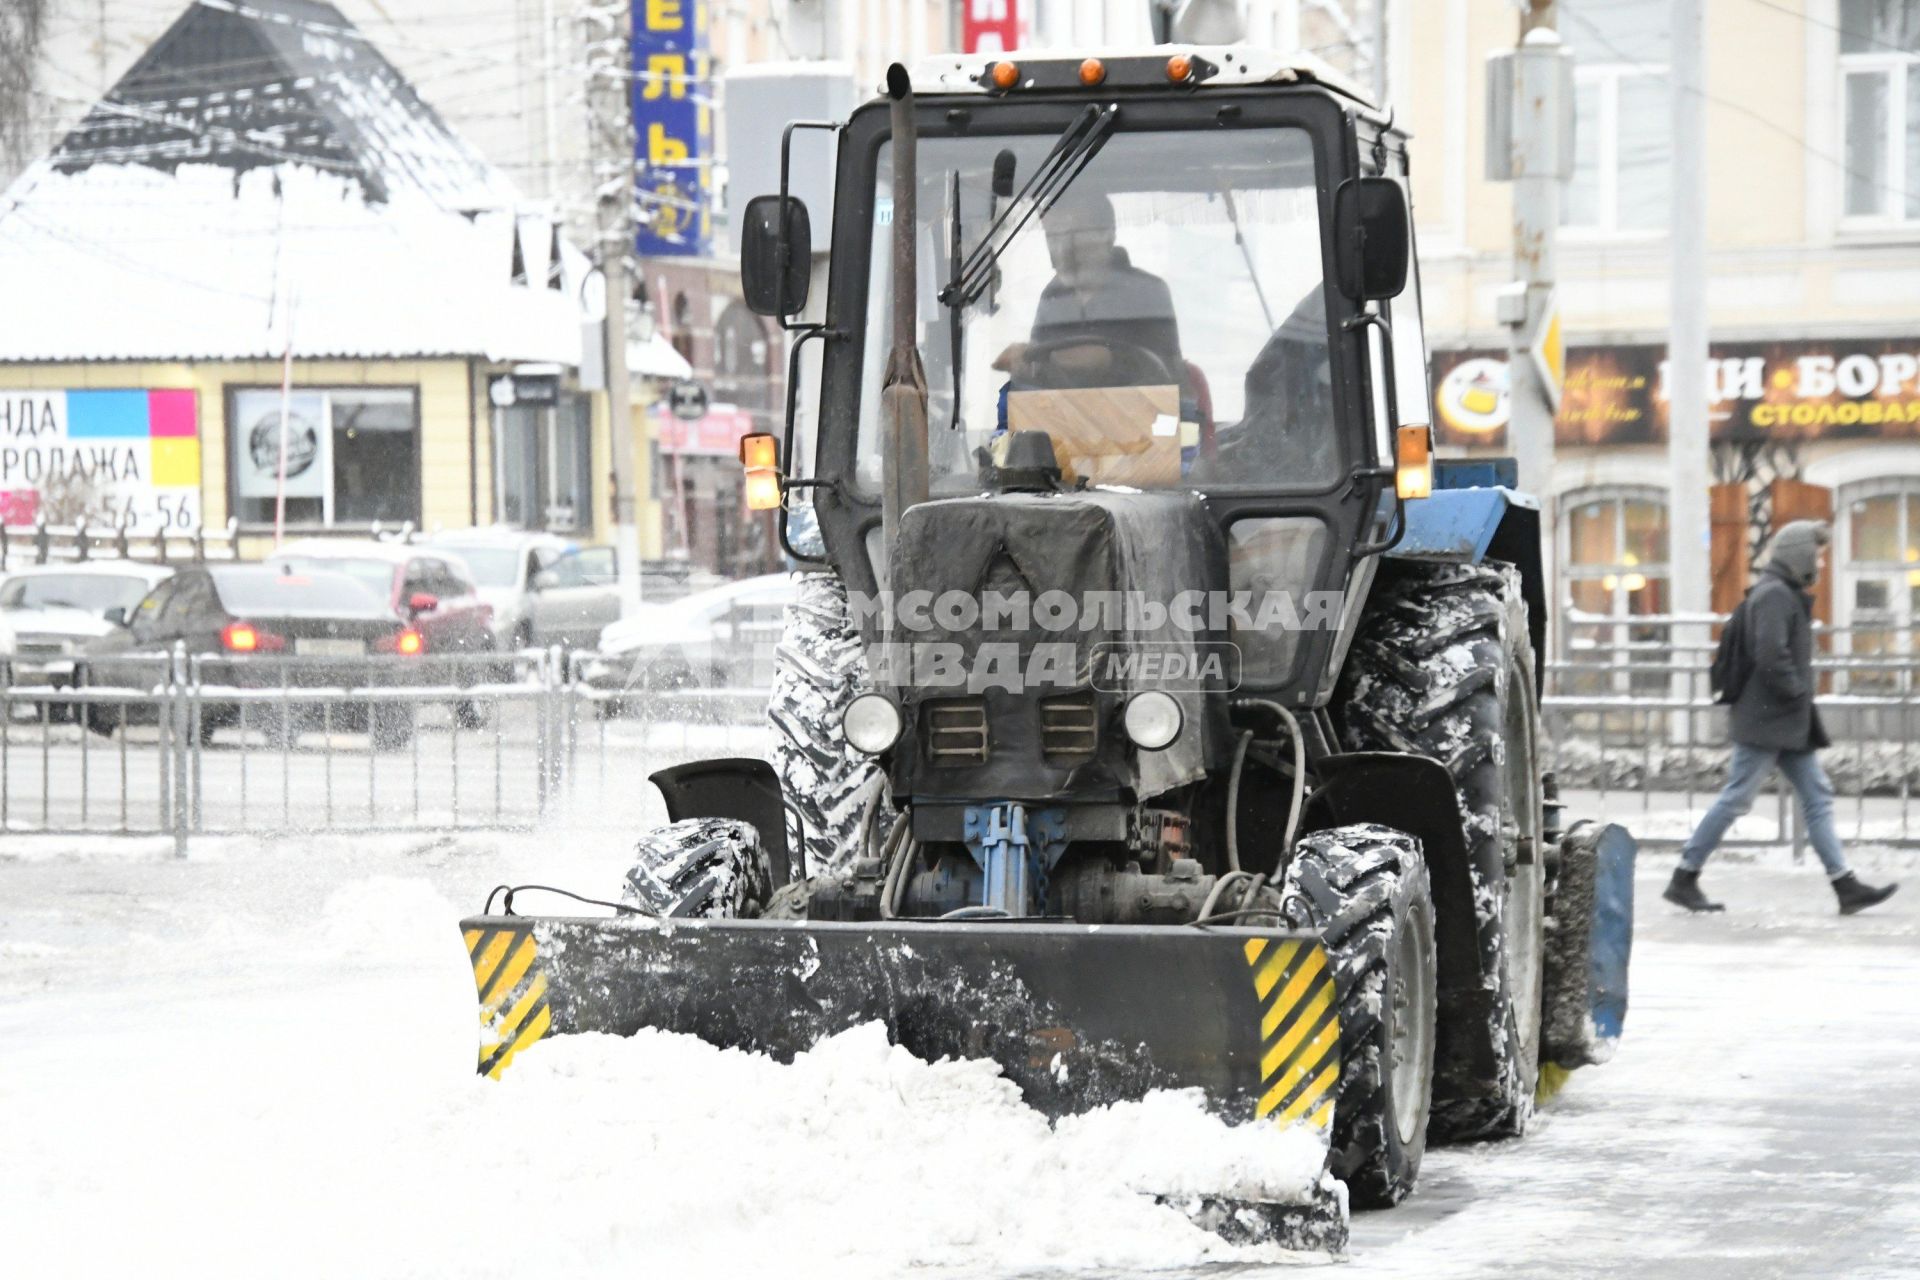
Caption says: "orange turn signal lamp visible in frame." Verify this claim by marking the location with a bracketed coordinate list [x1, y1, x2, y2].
[1166, 54, 1194, 83]
[1395, 424, 1433, 501]
[396, 628, 425, 656]
[740, 431, 783, 511]
[990, 61, 1020, 89]
[1078, 58, 1105, 86]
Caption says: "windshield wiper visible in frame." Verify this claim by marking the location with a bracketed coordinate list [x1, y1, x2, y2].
[937, 103, 1118, 313]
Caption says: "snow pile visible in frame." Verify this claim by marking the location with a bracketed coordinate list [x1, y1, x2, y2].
[2, 866, 1330, 1279]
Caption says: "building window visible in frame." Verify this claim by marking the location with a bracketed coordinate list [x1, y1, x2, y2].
[1840, 0, 1920, 223]
[1561, 488, 1670, 692]
[228, 387, 419, 528]
[1839, 479, 1920, 688]
[1559, 0, 1672, 234]
[495, 393, 592, 532]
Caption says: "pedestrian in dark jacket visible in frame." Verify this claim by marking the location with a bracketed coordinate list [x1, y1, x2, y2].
[1666, 520, 1899, 915]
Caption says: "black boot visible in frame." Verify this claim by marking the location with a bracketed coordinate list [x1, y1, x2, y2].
[1663, 867, 1725, 913]
[1832, 872, 1898, 916]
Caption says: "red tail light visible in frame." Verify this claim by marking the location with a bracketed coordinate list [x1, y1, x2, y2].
[396, 628, 424, 656]
[221, 621, 285, 652]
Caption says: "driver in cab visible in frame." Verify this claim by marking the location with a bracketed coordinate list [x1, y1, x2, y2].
[993, 191, 1184, 388]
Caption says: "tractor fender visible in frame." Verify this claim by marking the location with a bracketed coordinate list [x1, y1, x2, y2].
[1298, 752, 1488, 1004]
[1391, 486, 1546, 699]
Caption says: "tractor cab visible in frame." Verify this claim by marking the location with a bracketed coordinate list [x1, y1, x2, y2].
[745, 49, 1432, 713]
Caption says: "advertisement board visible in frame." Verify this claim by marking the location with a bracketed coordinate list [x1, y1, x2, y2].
[1433, 337, 1920, 450]
[0, 389, 201, 530]
[231, 390, 329, 503]
[632, 0, 711, 257]
[963, 0, 1023, 53]
[654, 403, 755, 455]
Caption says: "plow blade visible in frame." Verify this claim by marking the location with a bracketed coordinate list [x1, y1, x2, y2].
[462, 915, 1341, 1127]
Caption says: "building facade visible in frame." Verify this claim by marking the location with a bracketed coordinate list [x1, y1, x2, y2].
[1405, 0, 1920, 667]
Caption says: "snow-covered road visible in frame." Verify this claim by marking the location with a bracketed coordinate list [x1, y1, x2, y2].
[1, 831, 1914, 1278]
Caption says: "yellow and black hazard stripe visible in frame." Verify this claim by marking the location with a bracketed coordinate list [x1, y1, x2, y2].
[466, 923, 552, 1079]
[1242, 937, 1340, 1130]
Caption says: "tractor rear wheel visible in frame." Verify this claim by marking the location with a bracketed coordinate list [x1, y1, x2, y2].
[1335, 559, 1544, 1142]
[621, 818, 776, 919]
[768, 572, 886, 880]
[1281, 824, 1437, 1208]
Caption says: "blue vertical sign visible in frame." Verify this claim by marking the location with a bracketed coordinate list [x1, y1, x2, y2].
[633, 0, 711, 257]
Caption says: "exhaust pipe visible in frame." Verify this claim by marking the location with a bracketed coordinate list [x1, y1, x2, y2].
[880, 63, 930, 568]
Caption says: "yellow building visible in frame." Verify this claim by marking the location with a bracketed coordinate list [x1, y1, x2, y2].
[0, 0, 663, 558]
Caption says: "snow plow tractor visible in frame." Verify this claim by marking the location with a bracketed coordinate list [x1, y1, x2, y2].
[461, 47, 1636, 1248]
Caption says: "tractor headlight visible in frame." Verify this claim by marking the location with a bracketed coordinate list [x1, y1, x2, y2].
[1123, 691, 1184, 752]
[843, 693, 904, 756]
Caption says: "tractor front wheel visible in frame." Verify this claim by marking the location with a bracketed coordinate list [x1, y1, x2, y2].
[1282, 824, 1437, 1208]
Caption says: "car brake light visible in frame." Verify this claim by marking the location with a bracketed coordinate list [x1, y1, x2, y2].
[221, 621, 284, 652]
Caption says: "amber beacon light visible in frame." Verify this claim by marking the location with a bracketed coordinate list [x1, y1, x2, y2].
[740, 431, 784, 511]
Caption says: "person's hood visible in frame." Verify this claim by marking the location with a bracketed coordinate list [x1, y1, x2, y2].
[0, 604, 117, 640]
[1766, 519, 1830, 587]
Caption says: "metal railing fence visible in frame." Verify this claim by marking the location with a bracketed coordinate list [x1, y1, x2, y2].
[1546, 612, 1920, 850]
[1, 647, 769, 853]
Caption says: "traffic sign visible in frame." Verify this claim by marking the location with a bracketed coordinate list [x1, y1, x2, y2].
[1530, 292, 1564, 412]
[668, 379, 709, 422]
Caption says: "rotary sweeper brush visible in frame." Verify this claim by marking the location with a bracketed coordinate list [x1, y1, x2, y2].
[462, 44, 1637, 1251]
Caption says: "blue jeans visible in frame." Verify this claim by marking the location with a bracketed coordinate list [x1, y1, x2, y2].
[1680, 743, 1850, 878]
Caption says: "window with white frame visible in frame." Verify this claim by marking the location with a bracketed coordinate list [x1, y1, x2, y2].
[1559, 0, 1672, 234]
[1561, 487, 1670, 693]
[1839, 0, 1920, 223]
[1838, 477, 1920, 688]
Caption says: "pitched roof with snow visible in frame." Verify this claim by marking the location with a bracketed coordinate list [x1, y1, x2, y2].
[0, 0, 587, 366]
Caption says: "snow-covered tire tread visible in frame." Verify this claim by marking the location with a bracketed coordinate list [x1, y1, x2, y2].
[1281, 823, 1437, 1208]
[1334, 559, 1542, 1142]
[622, 817, 774, 918]
[767, 572, 887, 879]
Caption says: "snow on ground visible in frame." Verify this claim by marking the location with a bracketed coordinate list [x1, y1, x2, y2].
[0, 829, 1321, 1279]
[1, 830, 1916, 1279]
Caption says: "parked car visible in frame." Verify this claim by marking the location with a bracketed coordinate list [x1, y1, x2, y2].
[585, 573, 795, 711]
[418, 528, 624, 651]
[79, 564, 435, 746]
[269, 540, 494, 657]
[0, 563, 175, 712]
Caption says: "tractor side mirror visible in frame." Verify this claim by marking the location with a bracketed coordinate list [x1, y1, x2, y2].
[1333, 177, 1410, 302]
[740, 194, 812, 317]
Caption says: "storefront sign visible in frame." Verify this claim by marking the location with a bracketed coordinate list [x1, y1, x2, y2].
[632, 0, 711, 257]
[1434, 337, 1920, 449]
[963, 0, 1023, 53]
[655, 403, 755, 455]
[0, 389, 201, 530]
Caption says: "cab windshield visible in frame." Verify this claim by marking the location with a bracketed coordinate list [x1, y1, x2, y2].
[857, 124, 1333, 495]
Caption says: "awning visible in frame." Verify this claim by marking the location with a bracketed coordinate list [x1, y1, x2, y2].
[629, 332, 693, 379]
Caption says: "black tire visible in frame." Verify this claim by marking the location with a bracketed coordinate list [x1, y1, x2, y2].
[767, 573, 886, 879]
[622, 817, 775, 918]
[1334, 559, 1544, 1142]
[1280, 824, 1437, 1208]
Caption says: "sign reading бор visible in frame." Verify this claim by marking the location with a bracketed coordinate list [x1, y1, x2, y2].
[1433, 338, 1920, 449]
[0, 389, 201, 530]
[632, 0, 710, 258]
